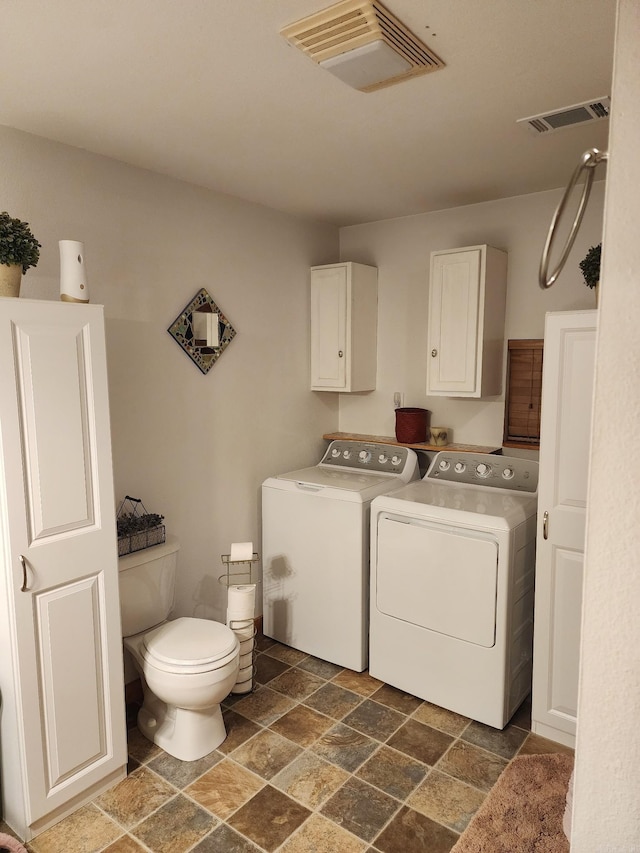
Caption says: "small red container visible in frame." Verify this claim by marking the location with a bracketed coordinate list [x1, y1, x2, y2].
[395, 407, 430, 444]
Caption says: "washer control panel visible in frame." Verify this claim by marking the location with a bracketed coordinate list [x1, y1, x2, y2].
[426, 452, 538, 492]
[321, 441, 419, 476]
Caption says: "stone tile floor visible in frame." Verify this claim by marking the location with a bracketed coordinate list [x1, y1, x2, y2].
[2, 636, 573, 853]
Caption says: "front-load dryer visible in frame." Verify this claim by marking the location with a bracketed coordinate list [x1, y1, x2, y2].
[369, 451, 538, 728]
[262, 440, 419, 671]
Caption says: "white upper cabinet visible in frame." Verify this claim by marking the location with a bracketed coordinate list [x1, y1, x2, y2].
[310, 262, 377, 392]
[427, 245, 507, 397]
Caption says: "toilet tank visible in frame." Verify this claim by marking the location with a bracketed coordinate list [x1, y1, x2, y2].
[118, 535, 180, 637]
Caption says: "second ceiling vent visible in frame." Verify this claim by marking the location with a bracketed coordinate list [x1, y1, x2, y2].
[517, 97, 611, 135]
[281, 0, 445, 93]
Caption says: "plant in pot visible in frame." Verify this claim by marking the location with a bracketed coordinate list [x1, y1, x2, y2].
[0, 211, 41, 298]
[579, 243, 601, 302]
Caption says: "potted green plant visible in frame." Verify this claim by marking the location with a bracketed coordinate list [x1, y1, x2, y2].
[579, 243, 601, 295]
[0, 211, 41, 298]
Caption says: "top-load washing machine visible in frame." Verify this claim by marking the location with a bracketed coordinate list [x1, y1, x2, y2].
[370, 451, 538, 728]
[262, 439, 419, 671]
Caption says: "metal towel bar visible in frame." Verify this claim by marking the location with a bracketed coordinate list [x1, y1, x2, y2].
[539, 147, 608, 290]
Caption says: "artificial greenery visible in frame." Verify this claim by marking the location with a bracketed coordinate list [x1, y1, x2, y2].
[117, 512, 164, 538]
[579, 243, 601, 289]
[0, 211, 41, 274]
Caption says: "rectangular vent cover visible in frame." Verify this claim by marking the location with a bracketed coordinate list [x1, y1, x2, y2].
[517, 97, 611, 135]
[281, 0, 444, 92]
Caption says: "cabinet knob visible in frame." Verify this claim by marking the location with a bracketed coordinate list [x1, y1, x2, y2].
[338, 350, 344, 358]
[431, 348, 438, 357]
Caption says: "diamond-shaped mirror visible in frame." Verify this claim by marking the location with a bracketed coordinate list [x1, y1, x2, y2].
[167, 288, 236, 374]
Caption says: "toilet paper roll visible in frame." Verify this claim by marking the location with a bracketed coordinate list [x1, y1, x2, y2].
[230, 542, 253, 562]
[232, 677, 253, 694]
[239, 637, 254, 655]
[227, 584, 256, 621]
[228, 622, 254, 641]
[239, 651, 253, 669]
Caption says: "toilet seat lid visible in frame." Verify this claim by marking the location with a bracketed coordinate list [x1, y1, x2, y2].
[143, 617, 237, 667]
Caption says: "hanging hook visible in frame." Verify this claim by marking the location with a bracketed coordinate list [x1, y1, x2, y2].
[539, 148, 609, 290]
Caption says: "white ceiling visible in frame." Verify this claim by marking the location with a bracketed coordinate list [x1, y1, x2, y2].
[1, 0, 616, 226]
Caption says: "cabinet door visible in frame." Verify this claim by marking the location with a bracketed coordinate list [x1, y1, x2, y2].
[0, 301, 126, 826]
[311, 266, 347, 389]
[531, 311, 597, 747]
[428, 249, 481, 395]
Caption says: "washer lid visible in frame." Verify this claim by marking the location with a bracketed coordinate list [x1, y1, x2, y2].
[143, 617, 237, 666]
[276, 466, 391, 491]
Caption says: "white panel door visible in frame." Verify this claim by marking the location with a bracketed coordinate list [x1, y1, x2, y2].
[532, 310, 597, 746]
[427, 249, 481, 395]
[310, 266, 347, 389]
[0, 300, 126, 829]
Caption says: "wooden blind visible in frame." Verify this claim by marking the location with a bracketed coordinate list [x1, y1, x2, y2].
[503, 339, 543, 448]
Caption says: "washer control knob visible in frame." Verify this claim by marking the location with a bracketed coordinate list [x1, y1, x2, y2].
[331, 448, 340, 458]
[438, 460, 450, 471]
[378, 453, 388, 464]
[358, 450, 371, 463]
[476, 462, 491, 478]
[391, 455, 402, 466]
[454, 462, 466, 473]
[502, 467, 514, 479]
[343, 450, 352, 460]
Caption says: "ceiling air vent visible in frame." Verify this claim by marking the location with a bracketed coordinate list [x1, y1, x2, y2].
[517, 97, 611, 135]
[280, 0, 445, 93]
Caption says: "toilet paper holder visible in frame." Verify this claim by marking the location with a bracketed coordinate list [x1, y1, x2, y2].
[218, 550, 260, 588]
[219, 549, 260, 694]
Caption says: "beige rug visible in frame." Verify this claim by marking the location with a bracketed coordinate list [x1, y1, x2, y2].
[450, 753, 574, 853]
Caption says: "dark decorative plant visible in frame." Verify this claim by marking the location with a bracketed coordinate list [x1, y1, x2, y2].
[117, 512, 164, 538]
[0, 211, 41, 274]
[579, 243, 601, 290]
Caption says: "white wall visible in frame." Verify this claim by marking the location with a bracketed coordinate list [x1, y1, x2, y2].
[0, 125, 339, 631]
[338, 186, 604, 445]
[572, 0, 640, 847]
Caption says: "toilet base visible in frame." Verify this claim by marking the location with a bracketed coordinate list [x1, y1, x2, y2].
[137, 692, 227, 762]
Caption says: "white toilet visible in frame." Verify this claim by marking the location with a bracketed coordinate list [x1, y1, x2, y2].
[118, 535, 240, 761]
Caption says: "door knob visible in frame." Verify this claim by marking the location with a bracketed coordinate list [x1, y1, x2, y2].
[431, 348, 438, 357]
[543, 511, 549, 540]
[338, 350, 344, 358]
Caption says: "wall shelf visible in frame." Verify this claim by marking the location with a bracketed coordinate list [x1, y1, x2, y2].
[322, 431, 502, 455]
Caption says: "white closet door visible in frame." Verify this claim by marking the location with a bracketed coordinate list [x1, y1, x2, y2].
[0, 300, 126, 829]
[532, 310, 597, 747]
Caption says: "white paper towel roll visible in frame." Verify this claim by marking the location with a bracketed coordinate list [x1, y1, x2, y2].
[230, 541, 253, 561]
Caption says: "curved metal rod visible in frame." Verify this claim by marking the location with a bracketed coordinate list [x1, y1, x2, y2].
[539, 148, 609, 290]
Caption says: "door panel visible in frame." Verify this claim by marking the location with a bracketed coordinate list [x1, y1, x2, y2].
[549, 548, 583, 719]
[36, 575, 106, 788]
[376, 515, 498, 648]
[311, 266, 347, 388]
[428, 249, 481, 394]
[14, 321, 95, 541]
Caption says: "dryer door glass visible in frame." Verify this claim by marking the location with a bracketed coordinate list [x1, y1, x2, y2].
[376, 515, 498, 647]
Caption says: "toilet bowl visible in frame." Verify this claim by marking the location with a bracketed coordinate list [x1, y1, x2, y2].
[118, 536, 241, 762]
[124, 617, 239, 761]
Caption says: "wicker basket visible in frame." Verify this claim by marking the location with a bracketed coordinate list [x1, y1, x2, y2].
[116, 496, 165, 557]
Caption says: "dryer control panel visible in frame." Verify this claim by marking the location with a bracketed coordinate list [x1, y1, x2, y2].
[426, 452, 538, 493]
[320, 440, 419, 477]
